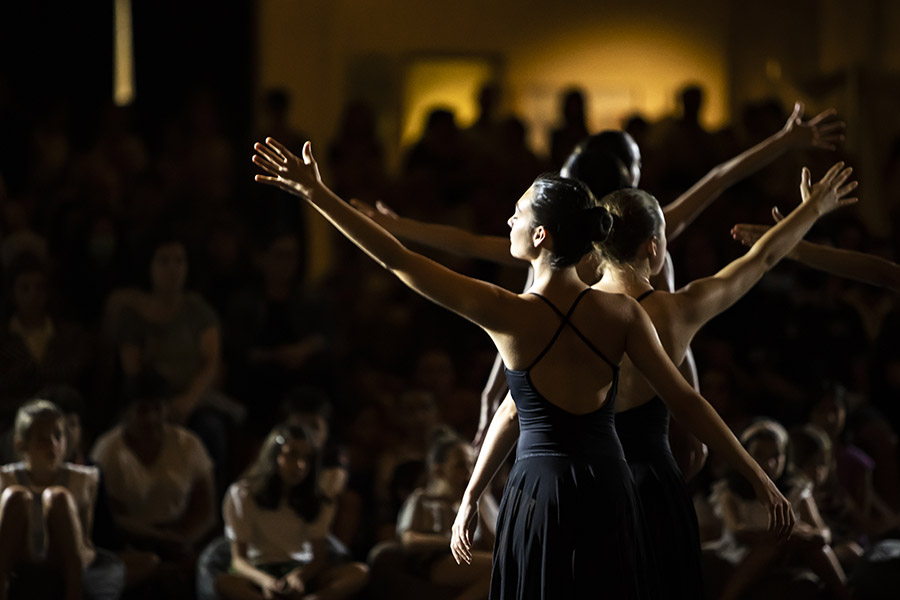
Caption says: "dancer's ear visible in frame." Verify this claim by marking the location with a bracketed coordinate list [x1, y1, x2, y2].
[532, 225, 547, 249]
[647, 236, 659, 260]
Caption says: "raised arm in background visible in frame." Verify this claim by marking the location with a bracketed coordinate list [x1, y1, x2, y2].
[731, 207, 900, 294]
[663, 102, 844, 240]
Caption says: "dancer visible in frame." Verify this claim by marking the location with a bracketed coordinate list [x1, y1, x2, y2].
[450, 161, 854, 599]
[593, 162, 855, 598]
[353, 102, 843, 465]
[252, 138, 792, 599]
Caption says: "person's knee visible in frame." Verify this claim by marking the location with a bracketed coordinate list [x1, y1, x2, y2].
[0, 485, 33, 516]
[347, 561, 369, 582]
[41, 486, 76, 519]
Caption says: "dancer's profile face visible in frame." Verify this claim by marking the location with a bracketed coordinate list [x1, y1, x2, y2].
[508, 188, 537, 260]
[625, 137, 642, 187]
[647, 204, 667, 275]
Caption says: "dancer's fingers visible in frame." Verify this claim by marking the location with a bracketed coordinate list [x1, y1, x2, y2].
[771, 207, 785, 223]
[252, 154, 284, 177]
[800, 167, 812, 193]
[820, 161, 845, 185]
[253, 143, 287, 171]
[836, 180, 858, 198]
[807, 108, 838, 126]
[831, 166, 854, 190]
[254, 141, 286, 166]
[265, 137, 295, 162]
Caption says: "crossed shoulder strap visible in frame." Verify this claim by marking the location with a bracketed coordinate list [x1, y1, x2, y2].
[526, 288, 618, 372]
[636, 289, 655, 303]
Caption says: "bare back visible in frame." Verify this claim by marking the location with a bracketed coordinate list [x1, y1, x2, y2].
[492, 288, 635, 415]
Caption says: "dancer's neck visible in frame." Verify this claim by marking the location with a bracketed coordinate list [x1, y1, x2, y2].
[598, 262, 653, 298]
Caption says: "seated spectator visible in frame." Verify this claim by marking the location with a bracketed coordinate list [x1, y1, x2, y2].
[710, 419, 851, 600]
[0, 252, 92, 408]
[89, 371, 216, 572]
[0, 399, 108, 600]
[107, 230, 241, 491]
[809, 384, 900, 537]
[215, 423, 368, 600]
[396, 431, 494, 600]
[791, 424, 866, 569]
[281, 387, 347, 502]
[225, 230, 335, 435]
[374, 390, 444, 541]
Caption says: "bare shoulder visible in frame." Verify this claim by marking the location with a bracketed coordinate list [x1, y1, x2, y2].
[587, 289, 643, 321]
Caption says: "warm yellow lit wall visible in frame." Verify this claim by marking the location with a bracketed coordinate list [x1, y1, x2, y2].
[257, 0, 730, 162]
[256, 0, 899, 253]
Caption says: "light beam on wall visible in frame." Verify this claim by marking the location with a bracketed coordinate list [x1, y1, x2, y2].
[114, 0, 136, 106]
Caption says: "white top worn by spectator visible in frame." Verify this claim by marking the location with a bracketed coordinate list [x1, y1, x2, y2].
[708, 477, 813, 563]
[223, 480, 335, 566]
[0, 461, 99, 566]
[91, 423, 212, 526]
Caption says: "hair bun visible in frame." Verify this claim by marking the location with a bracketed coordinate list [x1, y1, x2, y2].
[584, 206, 613, 243]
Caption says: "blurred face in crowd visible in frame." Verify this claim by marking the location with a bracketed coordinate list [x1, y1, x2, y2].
[20, 415, 66, 474]
[397, 391, 439, 435]
[748, 436, 786, 481]
[436, 442, 475, 496]
[124, 397, 166, 448]
[804, 449, 831, 487]
[287, 412, 329, 449]
[13, 269, 48, 322]
[261, 235, 300, 284]
[150, 242, 188, 294]
[810, 396, 846, 442]
[277, 437, 313, 487]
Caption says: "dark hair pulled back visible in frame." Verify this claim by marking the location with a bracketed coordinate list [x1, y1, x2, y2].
[530, 173, 612, 269]
[597, 188, 663, 265]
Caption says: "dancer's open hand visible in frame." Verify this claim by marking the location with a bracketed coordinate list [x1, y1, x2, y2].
[801, 161, 858, 215]
[781, 102, 845, 151]
[730, 223, 770, 248]
[253, 138, 322, 198]
[451, 495, 479, 565]
[753, 476, 795, 542]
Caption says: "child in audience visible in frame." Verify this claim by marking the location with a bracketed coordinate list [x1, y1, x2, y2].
[0, 399, 99, 600]
[396, 431, 495, 600]
[712, 419, 851, 600]
[216, 423, 368, 600]
[790, 424, 866, 567]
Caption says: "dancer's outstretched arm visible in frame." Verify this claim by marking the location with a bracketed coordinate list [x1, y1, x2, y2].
[253, 139, 522, 335]
[674, 162, 857, 332]
[451, 395, 519, 564]
[664, 102, 844, 241]
[732, 215, 900, 294]
[622, 302, 795, 540]
[351, 199, 522, 266]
